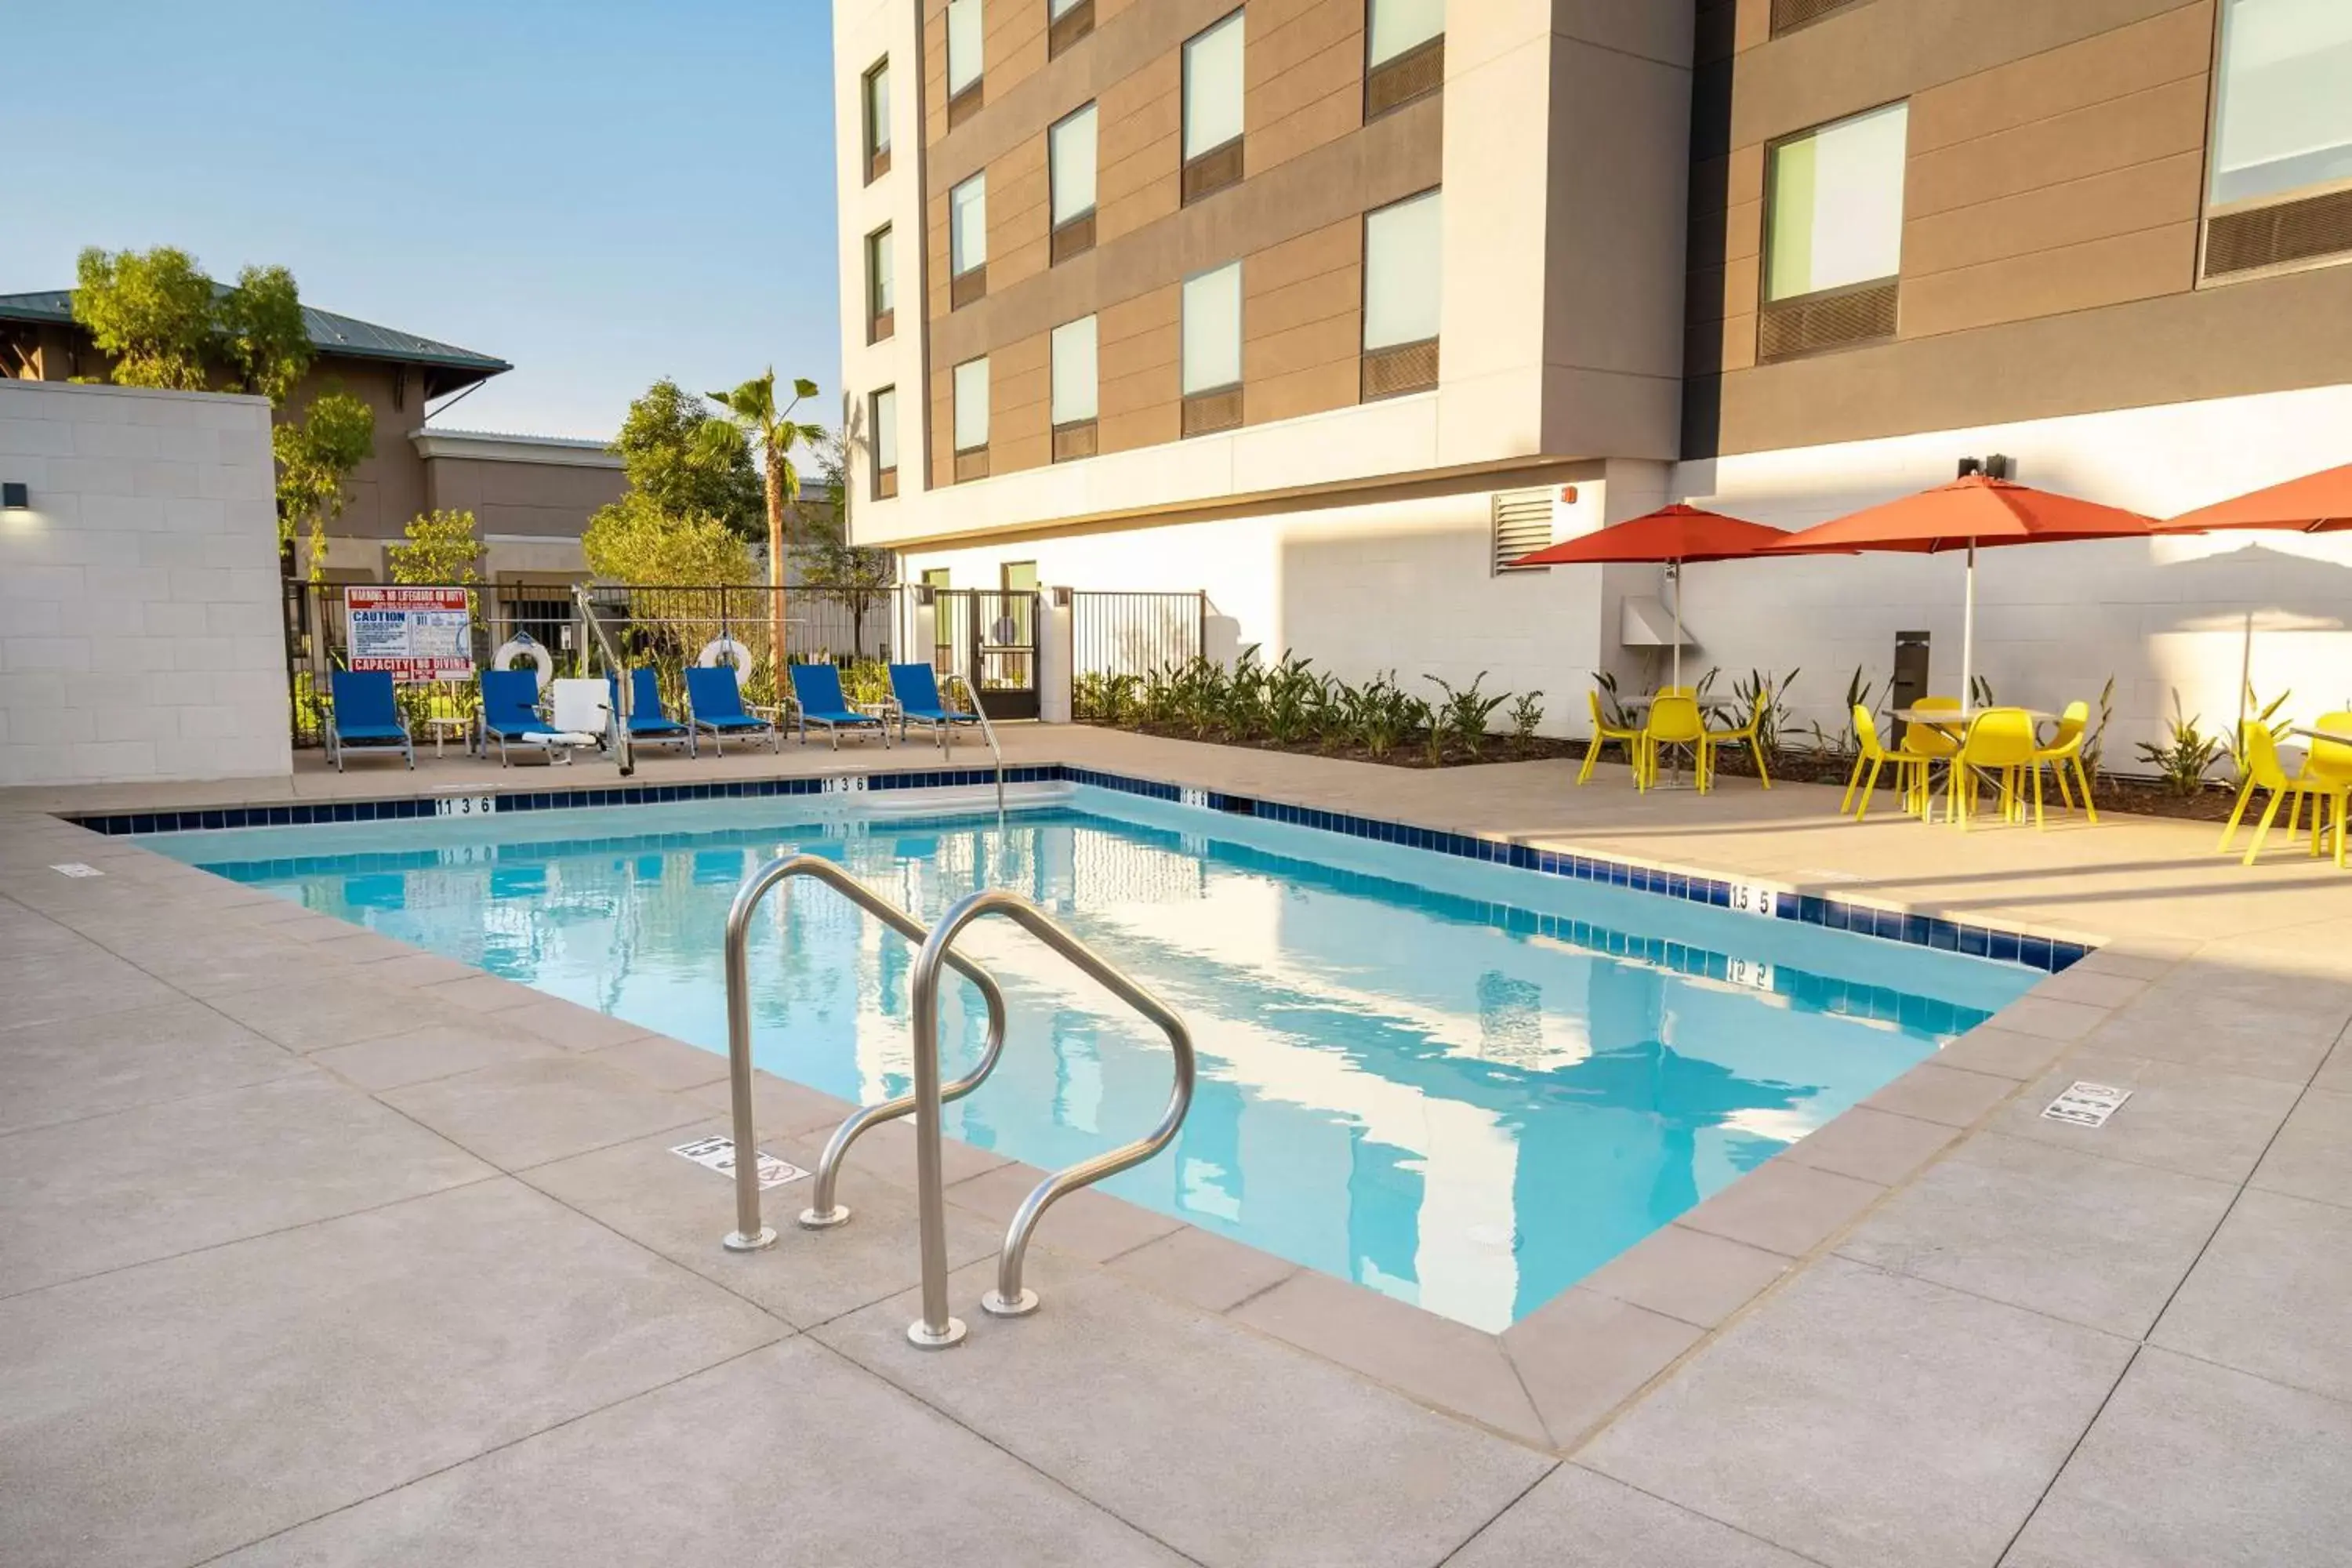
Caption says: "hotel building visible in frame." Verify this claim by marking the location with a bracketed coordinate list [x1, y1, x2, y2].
[833, 0, 2352, 751]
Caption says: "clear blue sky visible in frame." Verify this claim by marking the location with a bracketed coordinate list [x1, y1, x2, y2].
[2, 0, 840, 440]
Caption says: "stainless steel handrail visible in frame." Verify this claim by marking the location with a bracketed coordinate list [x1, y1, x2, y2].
[572, 584, 633, 777]
[939, 670, 1004, 817]
[903, 887, 1195, 1348]
[721, 854, 1007, 1251]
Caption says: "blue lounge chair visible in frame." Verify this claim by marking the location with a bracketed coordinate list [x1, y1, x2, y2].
[889, 662, 985, 753]
[683, 666, 779, 755]
[325, 670, 414, 771]
[787, 662, 890, 750]
[480, 668, 572, 766]
[607, 667, 696, 758]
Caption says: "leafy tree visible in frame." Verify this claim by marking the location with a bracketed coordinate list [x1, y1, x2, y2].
[71, 247, 314, 402]
[215, 265, 312, 403]
[609, 378, 764, 542]
[274, 391, 376, 579]
[795, 536, 895, 655]
[703, 369, 825, 673]
[582, 492, 753, 586]
[387, 508, 481, 585]
[72, 245, 215, 391]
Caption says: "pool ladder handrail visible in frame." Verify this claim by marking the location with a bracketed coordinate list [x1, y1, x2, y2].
[938, 670, 1005, 818]
[901, 886, 1196, 1348]
[720, 855, 1008, 1252]
[572, 583, 633, 778]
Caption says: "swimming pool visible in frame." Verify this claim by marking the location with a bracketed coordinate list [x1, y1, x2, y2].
[144, 785, 2041, 1330]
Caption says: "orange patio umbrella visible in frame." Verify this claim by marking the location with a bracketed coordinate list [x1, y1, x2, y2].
[1508, 503, 1790, 687]
[1762, 472, 2158, 706]
[2159, 462, 2352, 534]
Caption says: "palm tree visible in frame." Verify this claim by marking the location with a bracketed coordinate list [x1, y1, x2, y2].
[702, 370, 825, 684]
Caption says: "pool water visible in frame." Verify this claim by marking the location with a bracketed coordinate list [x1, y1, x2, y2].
[146, 786, 2039, 1330]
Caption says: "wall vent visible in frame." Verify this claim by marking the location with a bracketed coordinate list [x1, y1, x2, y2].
[1757, 278, 1897, 362]
[1181, 386, 1243, 437]
[1366, 36, 1443, 121]
[1770, 0, 1864, 34]
[2205, 187, 2352, 280]
[1361, 339, 1439, 401]
[1048, 0, 1094, 58]
[1492, 488, 1554, 574]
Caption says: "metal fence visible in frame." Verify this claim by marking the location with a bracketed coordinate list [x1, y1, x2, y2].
[1072, 590, 1206, 681]
[285, 580, 908, 747]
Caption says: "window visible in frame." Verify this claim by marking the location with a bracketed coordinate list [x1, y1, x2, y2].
[1050, 103, 1099, 263]
[870, 387, 898, 499]
[1366, 0, 1443, 118]
[1759, 101, 1907, 360]
[1049, 0, 1094, 56]
[946, 0, 984, 125]
[1051, 315, 1098, 461]
[2205, 0, 2352, 278]
[862, 60, 892, 181]
[1182, 12, 1246, 204]
[1181, 262, 1243, 436]
[949, 172, 988, 307]
[865, 226, 895, 343]
[953, 356, 989, 481]
[1362, 188, 1442, 398]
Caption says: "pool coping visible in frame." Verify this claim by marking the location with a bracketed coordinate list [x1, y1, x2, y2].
[71, 760, 2096, 975]
[42, 756, 2161, 1452]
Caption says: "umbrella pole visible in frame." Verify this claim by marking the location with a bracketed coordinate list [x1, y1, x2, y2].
[1961, 540, 1976, 710]
[1669, 560, 1682, 689]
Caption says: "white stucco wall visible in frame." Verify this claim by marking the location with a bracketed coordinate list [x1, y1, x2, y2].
[0, 380, 292, 786]
[898, 462, 1672, 738]
[1671, 382, 2352, 761]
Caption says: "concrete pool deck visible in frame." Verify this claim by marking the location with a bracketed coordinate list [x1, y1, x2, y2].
[5, 726, 2352, 1565]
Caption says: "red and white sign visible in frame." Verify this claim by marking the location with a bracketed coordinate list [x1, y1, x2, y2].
[345, 586, 473, 681]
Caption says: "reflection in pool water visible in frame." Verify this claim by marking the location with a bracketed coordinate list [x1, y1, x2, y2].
[157, 791, 2038, 1330]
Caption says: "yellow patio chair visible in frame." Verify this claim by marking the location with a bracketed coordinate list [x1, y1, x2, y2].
[1579, 689, 1648, 788]
[1845, 706, 1934, 821]
[1944, 708, 2042, 829]
[2292, 712, 2352, 862]
[1710, 694, 1773, 789]
[2227, 721, 2347, 867]
[1644, 692, 1713, 793]
[2032, 701, 2098, 825]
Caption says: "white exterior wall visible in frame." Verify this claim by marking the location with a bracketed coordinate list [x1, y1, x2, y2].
[0, 380, 292, 786]
[1671, 382, 2352, 760]
[900, 462, 1671, 737]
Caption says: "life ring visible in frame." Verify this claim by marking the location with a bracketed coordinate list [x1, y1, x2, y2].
[697, 636, 754, 670]
[491, 634, 554, 687]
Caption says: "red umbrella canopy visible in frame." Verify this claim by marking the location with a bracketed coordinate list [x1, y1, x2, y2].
[2160, 462, 2352, 535]
[1507, 503, 1788, 567]
[1760, 474, 2157, 555]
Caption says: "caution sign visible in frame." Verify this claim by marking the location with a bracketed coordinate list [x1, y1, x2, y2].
[346, 586, 472, 682]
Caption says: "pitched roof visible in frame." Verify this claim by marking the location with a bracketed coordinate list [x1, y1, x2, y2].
[0, 287, 510, 377]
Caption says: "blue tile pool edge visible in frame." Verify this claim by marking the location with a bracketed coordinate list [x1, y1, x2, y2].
[72, 761, 2089, 975]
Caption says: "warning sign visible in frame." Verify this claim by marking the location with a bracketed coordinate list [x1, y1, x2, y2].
[345, 586, 472, 681]
[671, 1135, 808, 1189]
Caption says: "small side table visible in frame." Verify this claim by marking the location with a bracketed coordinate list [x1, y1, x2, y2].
[424, 717, 470, 759]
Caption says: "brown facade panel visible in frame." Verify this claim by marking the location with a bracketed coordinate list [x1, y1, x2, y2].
[1098, 55, 1183, 244]
[1700, 263, 2352, 456]
[1251, 80, 1364, 177]
[1902, 2, 2212, 157]
[1903, 151, 2203, 279]
[1904, 74, 2209, 223]
[1247, 358, 1358, 423]
[992, 332, 1054, 477]
[1900, 223, 2198, 339]
[1246, 310, 1358, 385]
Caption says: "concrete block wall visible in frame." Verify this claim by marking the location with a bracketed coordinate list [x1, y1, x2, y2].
[0, 380, 292, 786]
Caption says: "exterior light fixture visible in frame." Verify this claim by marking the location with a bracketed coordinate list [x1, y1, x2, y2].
[2, 482, 27, 509]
